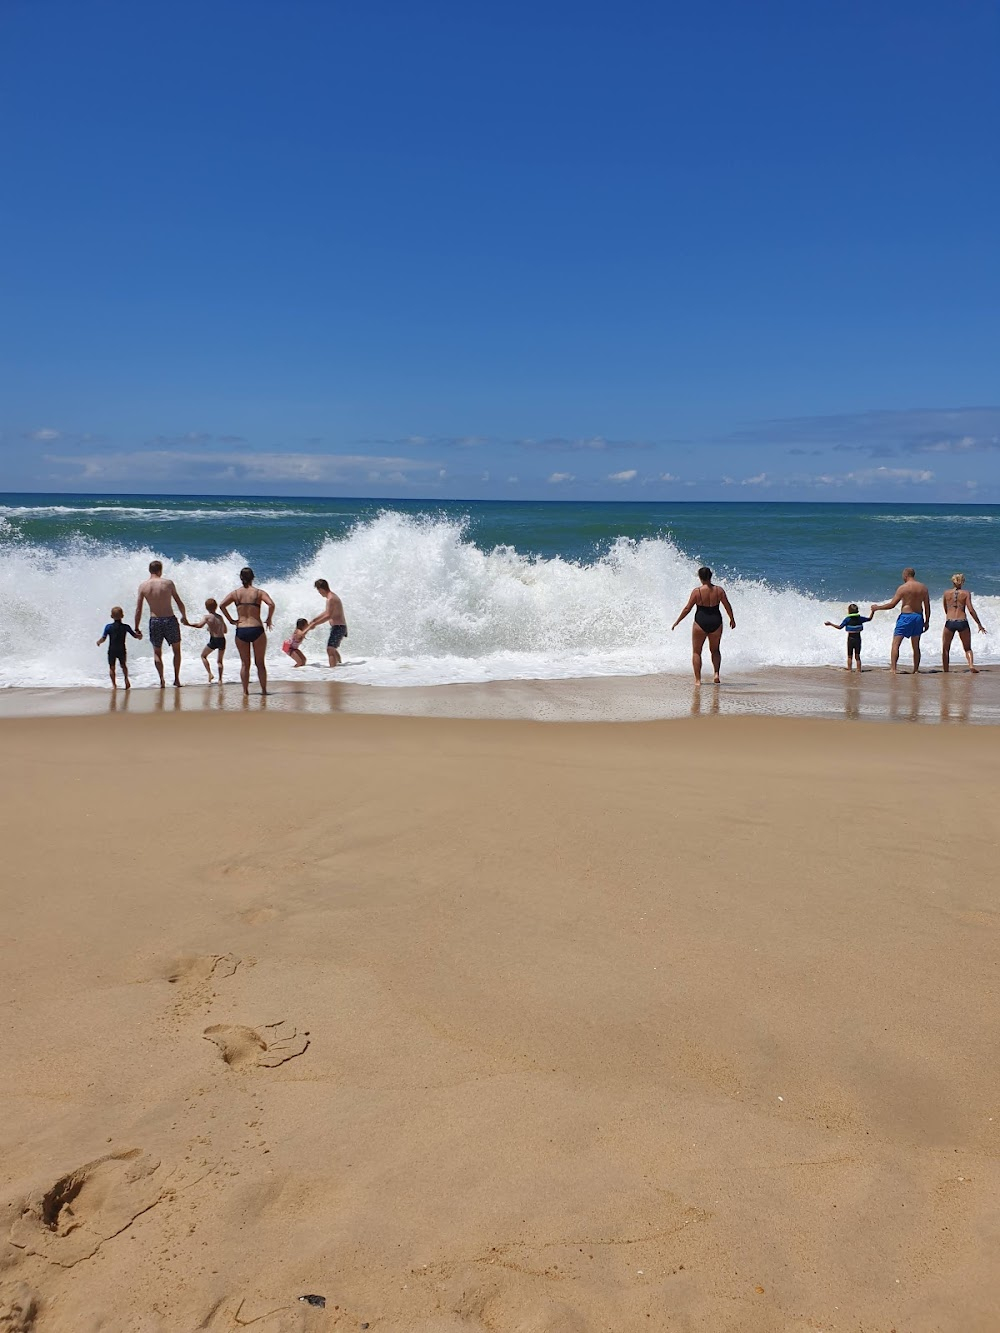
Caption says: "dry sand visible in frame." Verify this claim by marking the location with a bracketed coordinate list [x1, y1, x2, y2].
[1, 712, 998, 1332]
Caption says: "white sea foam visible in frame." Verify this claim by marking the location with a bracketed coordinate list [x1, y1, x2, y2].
[870, 513, 998, 524]
[0, 504, 323, 521]
[1, 512, 996, 689]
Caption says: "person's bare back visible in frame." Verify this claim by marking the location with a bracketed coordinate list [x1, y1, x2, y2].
[894, 576, 930, 615]
[136, 576, 180, 618]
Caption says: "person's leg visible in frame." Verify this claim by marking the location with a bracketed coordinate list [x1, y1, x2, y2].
[941, 627, 954, 672]
[291, 648, 306, 667]
[890, 635, 902, 674]
[253, 634, 268, 695]
[152, 645, 165, 687]
[217, 646, 225, 683]
[690, 624, 707, 683]
[236, 637, 251, 695]
[122, 658, 131, 689]
[108, 660, 117, 688]
[201, 645, 214, 681]
[959, 626, 978, 672]
[911, 635, 921, 673]
[171, 639, 182, 687]
[708, 626, 723, 683]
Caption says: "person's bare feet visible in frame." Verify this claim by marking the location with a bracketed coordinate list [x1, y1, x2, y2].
[970, 665, 980, 673]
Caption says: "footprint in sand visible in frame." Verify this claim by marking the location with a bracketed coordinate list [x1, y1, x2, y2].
[203, 1021, 309, 1070]
[161, 953, 241, 986]
[0, 1283, 40, 1332]
[238, 906, 279, 926]
[8, 1151, 163, 1268]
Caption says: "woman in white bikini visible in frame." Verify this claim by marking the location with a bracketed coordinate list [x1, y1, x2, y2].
[220, 566, 275, 695]
[671, 565, 736, 684]
[941, 573, 985, 674]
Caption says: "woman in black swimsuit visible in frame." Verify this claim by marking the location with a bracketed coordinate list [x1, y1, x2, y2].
[220, 566, 276, 696]
[941, 573, 985, 674]
[671, 566, 736, 684]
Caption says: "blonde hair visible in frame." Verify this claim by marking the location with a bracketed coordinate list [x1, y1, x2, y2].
[951, 573, 965, 588]
[110, 606, 124, 618]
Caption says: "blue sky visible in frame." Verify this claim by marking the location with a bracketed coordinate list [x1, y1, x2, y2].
[2, 0, 998, 500]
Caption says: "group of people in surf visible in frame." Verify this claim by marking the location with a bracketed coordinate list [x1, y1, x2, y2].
[673, 565, 987, 684]
[102, 558, 986, 693]
[100, 560, 348, 693]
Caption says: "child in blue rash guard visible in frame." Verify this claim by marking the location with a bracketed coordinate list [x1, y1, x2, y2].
[97, 605, 142, 689]
[824, 603, 873, 673]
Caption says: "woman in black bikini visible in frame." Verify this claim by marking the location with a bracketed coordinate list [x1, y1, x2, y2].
[220, 566, 275, 695]
[941, 573, 985, 674]
[671, 566, 736, 684]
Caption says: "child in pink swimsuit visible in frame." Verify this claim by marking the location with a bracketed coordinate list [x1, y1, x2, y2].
[282, 619, 309, 667]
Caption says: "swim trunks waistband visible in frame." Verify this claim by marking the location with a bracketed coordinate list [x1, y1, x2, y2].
[893, 612, 925, 639]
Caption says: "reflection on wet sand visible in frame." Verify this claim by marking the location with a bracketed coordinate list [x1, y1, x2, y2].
[7, 665, 998, 727]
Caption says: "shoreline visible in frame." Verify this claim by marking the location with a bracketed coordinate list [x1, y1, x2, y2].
[2, 661, 999, 724]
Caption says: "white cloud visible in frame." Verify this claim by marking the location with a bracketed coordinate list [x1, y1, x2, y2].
[659, 472, 679, 482]
[46, 449, 444, 486]
[506, 475, 519, 483]
[608, 469, 637, 483]
[847, 466, 934, 485]
[27, 427, 61, 441]
[809, 465, 935, 487]
[741, 472, 768, 486]
[547, 472, 574, 484]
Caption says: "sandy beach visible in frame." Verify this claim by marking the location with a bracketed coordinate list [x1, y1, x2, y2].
[2, 710, 999, 1332]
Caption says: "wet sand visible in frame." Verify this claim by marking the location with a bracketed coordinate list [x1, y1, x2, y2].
[1, 661, 999, 725]
[2, 710, 999, 1331]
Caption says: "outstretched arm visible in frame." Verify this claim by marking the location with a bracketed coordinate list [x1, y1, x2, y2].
[824, 621, 843, 629]
[169, 581, 188, 624]
[719, 588, 735, 629]
[306, 608, 332, 632]
[922, 588, 931, 628]
[218, 590, 238, 625]
[126, 623, 141, 639]
[260, 590, 275, 630]
[967, 593, 986, 632]
[187, 616, 208, 630]
[871, 588, 902, 613]
[671, 592, 696, 631]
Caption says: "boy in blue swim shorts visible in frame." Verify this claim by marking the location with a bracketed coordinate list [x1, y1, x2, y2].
[870, 568, 931, 675]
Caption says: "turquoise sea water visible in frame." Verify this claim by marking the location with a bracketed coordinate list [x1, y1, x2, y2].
[1, 494, 997, 688]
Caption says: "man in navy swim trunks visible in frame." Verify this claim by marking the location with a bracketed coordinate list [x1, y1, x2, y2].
[134, 559, 189, 687]
[305, 578, 349, 667]
[871, 567, 931, 675]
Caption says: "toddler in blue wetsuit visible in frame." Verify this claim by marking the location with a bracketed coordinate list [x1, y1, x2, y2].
[97, 605, 141, 689]
[824, 603, 873, 673]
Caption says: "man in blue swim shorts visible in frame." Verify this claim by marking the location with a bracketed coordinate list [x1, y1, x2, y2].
[871, 567, 931, 675]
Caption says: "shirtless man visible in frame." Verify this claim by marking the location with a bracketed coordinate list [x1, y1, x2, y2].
[134, 559, 188, 687]
[870, 567, 930, 675]
[305, 579, 348, 666]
